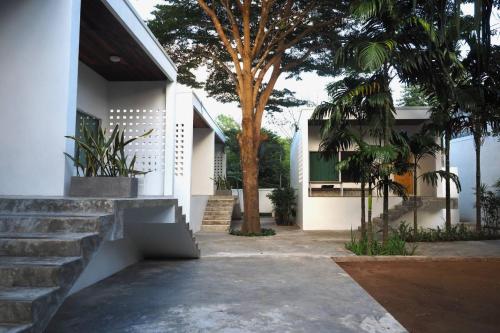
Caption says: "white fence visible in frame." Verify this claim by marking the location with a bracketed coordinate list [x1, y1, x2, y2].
[232, 188, 275, 214]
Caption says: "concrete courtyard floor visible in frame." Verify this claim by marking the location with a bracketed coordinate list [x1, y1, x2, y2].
[46, 219, 407, 333]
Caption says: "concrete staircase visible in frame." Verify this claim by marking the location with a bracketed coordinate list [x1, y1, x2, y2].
[0, 197, 198, 333]
[200, 196, 236, 232]
[372, 196, 458, 230]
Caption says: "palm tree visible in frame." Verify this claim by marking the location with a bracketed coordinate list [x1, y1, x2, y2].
[313, 76, 373, 239]
[400, 130, 441, 236]
[457, 0, 500, 230]
[397, 0, 465, 231]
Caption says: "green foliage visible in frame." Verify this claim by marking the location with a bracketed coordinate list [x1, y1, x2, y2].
[346, 229, 416, 256]
[212, 175, 231, 191]
[395, 221, 500, 242]
[216, 114, 290, 189]
[147, 1, 341, 112]
[64, 124, 152, 177]
[267, 187, 296, 225]
[229, 228, 276, 237]
[476, 181, 500, 230]
[397, 85, 429, 106]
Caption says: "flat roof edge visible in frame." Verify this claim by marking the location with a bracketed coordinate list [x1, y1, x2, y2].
[102, 0, 177, 82]
[191, 92, 226, 143]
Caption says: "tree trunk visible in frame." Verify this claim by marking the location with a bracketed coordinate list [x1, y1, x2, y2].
[474, 130, 482, 231]
[239, 114, 261, 234]
[360, 180, 366, 240]
[445, 130, 451, 231]
[367, 183, 373, 255]
[413, 162, 418, 238]
[383, 178, 389, 242]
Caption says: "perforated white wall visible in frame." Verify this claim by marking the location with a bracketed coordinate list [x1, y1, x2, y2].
[108, 109, 166, 195]
[214, 145, 225, 178]
[174, 123, 185, 177]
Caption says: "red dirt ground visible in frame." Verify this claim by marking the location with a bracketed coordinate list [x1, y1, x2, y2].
[338, 261, 500, 333]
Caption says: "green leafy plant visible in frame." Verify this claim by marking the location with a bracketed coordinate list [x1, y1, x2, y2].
[267, 187, 296, 225]
[395, 221, 500, 242]
[346, 229, 416, 256]
[212, 175, 232, 191]
[476, 181, 500, 231]
[64, 124, 153, 177]
[229, 228, 276, 237]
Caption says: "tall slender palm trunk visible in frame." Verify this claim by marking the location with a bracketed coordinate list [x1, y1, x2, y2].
[360, 180, 366, 240]
[413, 162, 418, 237]
[445, 130, 452, 231]
[474, 130, 482, 231]
[367, 183, 373, 255]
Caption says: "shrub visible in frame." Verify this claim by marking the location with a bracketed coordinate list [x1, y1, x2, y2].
[229, 228, 276, 237]
[267, 187, 296, 225]
[65, 124, 152, 177]
[395, 221, 500, 242]
[345, 230, 416, 256]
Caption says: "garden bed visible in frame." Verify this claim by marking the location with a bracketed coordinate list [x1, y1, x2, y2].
[337, 260, 500, 333]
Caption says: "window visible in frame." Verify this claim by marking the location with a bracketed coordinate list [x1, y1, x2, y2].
[75, 111, 100, 165]
[340, 151, 361, 183]
[309, 152, 339, 181]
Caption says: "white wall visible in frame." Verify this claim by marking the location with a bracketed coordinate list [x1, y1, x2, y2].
[451, 135, 500, 223]
[192, 128, 215, 195]
[190, 195, 209, 232]
[232, 189, 275, 214]
[0, 0, 81, 195]
[77, 62, 108, 122]
[174, 91, 195, 220]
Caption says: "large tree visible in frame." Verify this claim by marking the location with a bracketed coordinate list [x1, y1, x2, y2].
[149, 1, 345, 233]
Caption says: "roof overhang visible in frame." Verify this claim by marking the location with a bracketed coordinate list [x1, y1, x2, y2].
[79, 0, 177, 81]
[192, 93, 226, 144]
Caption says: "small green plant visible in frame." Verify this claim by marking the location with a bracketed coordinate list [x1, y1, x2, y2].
[267, 187, 296, 225]
[345, 229, 416, 256]
[212, 175, 232, 191]
[65, 124, 153, 177]
[476, 181, 500, 231]
[395, 221, 500, 242]
[229, 228, 276, 237]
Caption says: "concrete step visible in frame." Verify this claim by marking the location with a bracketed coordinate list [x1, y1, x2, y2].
[0, 287, 59, 324]
[200, 225, 229, 232]
[202, 219, 231, 226]
[0, 323, 32, 333]
[0, 257, 83, 288]
[0, 233, 100, 257]
[202, 212, 232, 219]
[0, 214, 112, 234]
[0, 198, 114, 215]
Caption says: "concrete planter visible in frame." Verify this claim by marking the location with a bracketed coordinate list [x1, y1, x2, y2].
[215, 190, 233, 196]
[69, 176, 138, 198]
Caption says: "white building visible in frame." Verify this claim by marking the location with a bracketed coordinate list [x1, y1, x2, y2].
[451, 134, 500, 223]
[291, 108, 460, 230]
[0, 0, 224, 220]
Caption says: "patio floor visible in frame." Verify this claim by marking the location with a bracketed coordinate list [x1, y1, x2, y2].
[46, 219, 406, 333]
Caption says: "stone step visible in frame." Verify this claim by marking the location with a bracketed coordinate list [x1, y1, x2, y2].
[0, 198, 114, 215]
[0, 233, 100, 257]
[0, 214, 112, 234]
[205, 201, 235, 207]
[203, 211, 232, 220]
[0, 287, 59, 324]
[199, 225, 229, 232]
[202, 219, 231, 226]
[0, 257, 83, 288]
[0, 323, 32, 333]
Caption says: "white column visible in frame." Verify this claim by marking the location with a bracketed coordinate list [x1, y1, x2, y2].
[0, 0, 81, 196]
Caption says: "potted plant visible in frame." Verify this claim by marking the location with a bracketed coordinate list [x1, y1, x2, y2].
[212, 175, 233, 196]
[267, 187, 296, 225]
[64, 124, 152, 198]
